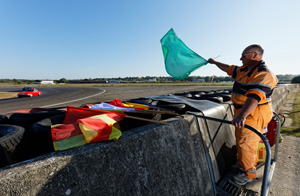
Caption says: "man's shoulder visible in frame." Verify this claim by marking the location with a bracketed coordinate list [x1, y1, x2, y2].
[257, 61, 270, 73]
[255, 61, 278, 85]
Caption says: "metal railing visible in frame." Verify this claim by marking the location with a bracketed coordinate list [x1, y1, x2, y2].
[188, 112, 281, 196]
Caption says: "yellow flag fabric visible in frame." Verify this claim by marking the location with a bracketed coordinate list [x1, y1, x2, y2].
[123, 102, 150, 109]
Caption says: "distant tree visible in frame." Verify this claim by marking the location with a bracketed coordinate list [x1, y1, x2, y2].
[277, 74, 294, 80]
[12, 78, 22, 84]
[0, 79, 12, 83]
[58, 78, 68, 83]
[204, 76, 210, 82]
[291, 76, 300, 83]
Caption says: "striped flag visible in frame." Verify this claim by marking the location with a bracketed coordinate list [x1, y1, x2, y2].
[51, 106, 126, 151]
[78, 113, 125, 143]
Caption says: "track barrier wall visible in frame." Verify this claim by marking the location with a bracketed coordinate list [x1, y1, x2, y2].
[0, 84, 297, 195]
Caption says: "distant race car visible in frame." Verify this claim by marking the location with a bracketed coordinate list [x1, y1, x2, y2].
[18, 88, 42, 98]
[22, 86, 35, 91]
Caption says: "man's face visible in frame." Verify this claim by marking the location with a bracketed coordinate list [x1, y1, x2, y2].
[240, 49, 256, 66]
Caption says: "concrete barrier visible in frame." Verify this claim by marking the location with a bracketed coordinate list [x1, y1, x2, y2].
[0, 116, 215, 196]
[271, 84, 299, 113]
[0, 84, 297, 196]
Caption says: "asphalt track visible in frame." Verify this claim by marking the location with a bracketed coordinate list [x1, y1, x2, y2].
[0, 86, 231, 114]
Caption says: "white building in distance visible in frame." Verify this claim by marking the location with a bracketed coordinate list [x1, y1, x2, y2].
[34, 80, 55, 84]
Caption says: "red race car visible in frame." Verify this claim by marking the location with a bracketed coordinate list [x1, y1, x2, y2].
[18, 88, 42, 98]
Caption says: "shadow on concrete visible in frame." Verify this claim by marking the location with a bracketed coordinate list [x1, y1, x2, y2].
[29, 118, 215, 196]
[203, 116, 237, 179]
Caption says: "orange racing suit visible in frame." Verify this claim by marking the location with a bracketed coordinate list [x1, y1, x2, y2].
[227, 61, 278, 179]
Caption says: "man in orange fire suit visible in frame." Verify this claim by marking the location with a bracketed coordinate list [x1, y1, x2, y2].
[208, 44, 278, 185]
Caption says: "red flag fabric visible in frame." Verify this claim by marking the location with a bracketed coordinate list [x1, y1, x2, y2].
[108, 99, 148, 110]
[51, 123, 87, 151]
[51, 106, 126, 151]
[108, 99, 124, 107]
[63, 106, 113, 124]
[52, 123, 82, 141]
[78, 113, 125, 143]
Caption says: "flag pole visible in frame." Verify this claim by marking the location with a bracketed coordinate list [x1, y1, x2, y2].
[103, 109, 181, 116]
[213, 55, 220, 60]
[125, 115, 169, 125]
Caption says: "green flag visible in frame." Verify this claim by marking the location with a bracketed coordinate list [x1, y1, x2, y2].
[160, 28, 208, 80]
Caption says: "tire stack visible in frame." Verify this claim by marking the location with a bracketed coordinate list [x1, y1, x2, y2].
[127, 98, 186, 119]
[0, 109, 66, 168]
[188, 89, 232, 103]
[0, 124, 25, 168]
[130, 89, 232, 117]
[121, 98, 162, 130]
[168, 89, 232, 104]
[148, 89, 232, 114]
[29, 114, 66, 158]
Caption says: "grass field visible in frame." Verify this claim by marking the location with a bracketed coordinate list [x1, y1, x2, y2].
[0, 92, 17, 99]
[281, 88, 300, 137]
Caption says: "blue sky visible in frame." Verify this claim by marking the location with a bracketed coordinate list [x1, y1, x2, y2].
[0, 0, 299, 80]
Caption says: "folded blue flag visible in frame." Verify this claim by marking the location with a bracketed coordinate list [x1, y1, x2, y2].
[161, 28, 208, 80]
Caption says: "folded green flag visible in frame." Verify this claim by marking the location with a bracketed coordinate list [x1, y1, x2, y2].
[160, 28, 208, 80]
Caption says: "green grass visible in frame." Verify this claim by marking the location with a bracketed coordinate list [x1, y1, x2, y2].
[281, 89, 300, 137]
[281, 127, 300, 137]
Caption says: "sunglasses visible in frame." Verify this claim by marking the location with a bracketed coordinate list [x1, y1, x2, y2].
[241, 52, 255, 58]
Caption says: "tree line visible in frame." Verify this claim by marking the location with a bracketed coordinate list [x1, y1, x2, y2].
[0, 74, 298, 84]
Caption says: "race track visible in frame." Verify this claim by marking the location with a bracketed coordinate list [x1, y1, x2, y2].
[0, 86, 231, 114]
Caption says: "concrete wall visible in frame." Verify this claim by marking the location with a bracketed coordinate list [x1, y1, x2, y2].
[0, 117, 214, 196]
[0, 84, 297, 196]
[271, 84, 299, 113]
